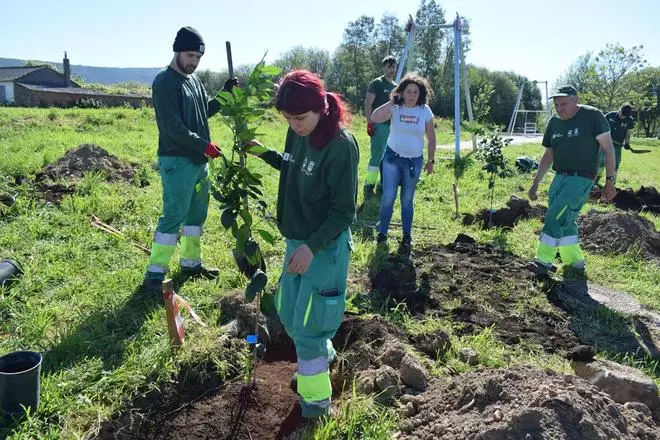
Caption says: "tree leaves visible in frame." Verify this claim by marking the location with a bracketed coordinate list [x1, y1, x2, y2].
[208, 59, 280, 278]
[245, 269, 267, 303]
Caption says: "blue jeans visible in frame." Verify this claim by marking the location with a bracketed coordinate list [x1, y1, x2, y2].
[379, 147, 423, 236]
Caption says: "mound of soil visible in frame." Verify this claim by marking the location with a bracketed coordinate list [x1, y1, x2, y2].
[37, 144, 139, 182]
[591, 186, 660, 215]
[463, 196, 546, 229]
[399, 364, 658, 440]
[578, 210, 660, 261]
[370, 238, 578, 355]
[35, 144, 145, 202]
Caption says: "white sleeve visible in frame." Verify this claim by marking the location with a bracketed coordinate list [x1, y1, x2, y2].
[424, 105, 434, 122]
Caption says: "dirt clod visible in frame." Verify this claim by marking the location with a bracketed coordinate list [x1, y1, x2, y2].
[591, 186, 660, 214]
[569, 345, 596, 362]
[463, 196, 546, 229]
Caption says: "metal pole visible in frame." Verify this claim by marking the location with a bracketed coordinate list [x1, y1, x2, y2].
[507, 85, 523, 135]
[545, 82, 550, 121]
[453, 16, 461, 161]
[396, 21, 415, 82]
[458, 21, 476, 149]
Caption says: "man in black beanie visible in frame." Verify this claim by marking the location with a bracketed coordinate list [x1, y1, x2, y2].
[143, 26, 225, 294]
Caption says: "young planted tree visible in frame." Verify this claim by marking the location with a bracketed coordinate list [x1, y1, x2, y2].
[475, 133, 512, 226]
[447, 152, 474, 218]
[210, 58, 281, 307]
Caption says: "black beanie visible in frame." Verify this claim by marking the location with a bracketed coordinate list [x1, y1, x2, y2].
[173, 27, 205, 54]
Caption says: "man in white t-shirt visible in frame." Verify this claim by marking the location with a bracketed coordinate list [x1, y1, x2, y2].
[369, 74, 436, 250]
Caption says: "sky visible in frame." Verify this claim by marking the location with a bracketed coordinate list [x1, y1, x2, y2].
[2, 0, 659, 98]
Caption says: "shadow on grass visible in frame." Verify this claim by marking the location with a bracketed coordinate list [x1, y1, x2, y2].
[0, 411, 27, 440]
[351, 237, 432, 316]
[354, 194, 382, 243]
[41, 284, 161, 374]
[41, 270, 200, 375]
[543, 277, 659, 360]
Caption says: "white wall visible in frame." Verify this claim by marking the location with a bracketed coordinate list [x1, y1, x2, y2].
[0, 82, 15, 103]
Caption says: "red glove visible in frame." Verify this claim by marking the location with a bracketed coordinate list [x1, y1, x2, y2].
[204, 143, 221, 158]
[367, 122, 376, 137]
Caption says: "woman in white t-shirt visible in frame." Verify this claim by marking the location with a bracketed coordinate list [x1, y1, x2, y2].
[370, 73, 436, 249]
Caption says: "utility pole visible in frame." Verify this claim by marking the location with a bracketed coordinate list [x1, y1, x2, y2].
[533, 80, 551, 122]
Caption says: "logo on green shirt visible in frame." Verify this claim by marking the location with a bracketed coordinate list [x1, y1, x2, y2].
[301, 157, 316, 176]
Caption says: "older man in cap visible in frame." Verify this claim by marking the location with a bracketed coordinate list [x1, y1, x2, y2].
[143, 26, 237, 294]
[527, 85, 616, 277]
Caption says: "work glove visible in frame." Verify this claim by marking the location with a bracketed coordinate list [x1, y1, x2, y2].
[367, 122, 376, 137]
[623, 143, 631, 150]
[223, 77, 240, 93]
[204, 143, 221, 158]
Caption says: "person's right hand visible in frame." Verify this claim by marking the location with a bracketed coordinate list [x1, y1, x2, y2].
[367, 122, 376, 137]
[528, 182, 538, 201]
[204, 143, 221, 159]
[244, 139, 268, 156]
[623, 143, 631, 150]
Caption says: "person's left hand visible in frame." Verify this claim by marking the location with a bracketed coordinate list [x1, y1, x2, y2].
[223, 77, 240, 92]
[601, 181, 617, 201]
[287, 244, 313, 274]
[424, 160, 434, 174]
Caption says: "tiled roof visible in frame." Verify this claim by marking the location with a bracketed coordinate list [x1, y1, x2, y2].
[0, 66, 45, 82]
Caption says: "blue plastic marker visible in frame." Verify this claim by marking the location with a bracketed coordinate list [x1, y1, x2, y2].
[246, 334, 258, 345]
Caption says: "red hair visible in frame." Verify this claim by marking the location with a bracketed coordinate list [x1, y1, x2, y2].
[275, 70, 351, 149]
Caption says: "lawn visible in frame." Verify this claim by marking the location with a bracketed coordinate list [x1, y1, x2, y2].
[0, 106, 658, 439]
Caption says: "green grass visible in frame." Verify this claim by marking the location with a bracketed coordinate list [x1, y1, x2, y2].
[0, 106, 658, 439]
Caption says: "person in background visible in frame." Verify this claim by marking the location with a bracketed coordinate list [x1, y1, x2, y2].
[363, 56, 397, 199]
[370, 73, 436, 250]
[528, 85, 616, 277]
[143, 26, 237, 294]
[596, 103, 635, 184]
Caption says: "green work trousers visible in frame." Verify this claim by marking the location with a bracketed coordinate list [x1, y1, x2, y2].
[534, 174, 593, 269]
[275, 229, 352, 418]
[146, 156, 210, 280]
[365, 123, 390, 187]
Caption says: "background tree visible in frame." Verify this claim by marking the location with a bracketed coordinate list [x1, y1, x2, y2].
[275, 46, 331, 77]
[337, 15, 376, 108]
[593, 43, 646, 110]
[624, 66, 660, 137]
[413, 0, 446, 82]
[370, 14, 406, 68]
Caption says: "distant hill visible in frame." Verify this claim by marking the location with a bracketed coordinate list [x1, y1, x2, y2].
[0, 57, 162, 85]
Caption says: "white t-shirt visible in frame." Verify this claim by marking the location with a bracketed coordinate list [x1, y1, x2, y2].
[387, 104, 434, 158]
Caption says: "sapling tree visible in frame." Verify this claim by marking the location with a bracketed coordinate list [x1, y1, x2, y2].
[210, 58, 281, 309]
[475, 133, 512, 226]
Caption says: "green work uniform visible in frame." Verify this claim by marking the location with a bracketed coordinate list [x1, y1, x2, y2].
[145, 66, 221, 280]
[534, 105, 610, 269]
[598, 111, 634, 172]
[260, 127, 359, 418]
[366, 76, 396, 188]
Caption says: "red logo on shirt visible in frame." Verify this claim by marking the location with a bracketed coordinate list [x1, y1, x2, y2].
[400, 115, 419, 124]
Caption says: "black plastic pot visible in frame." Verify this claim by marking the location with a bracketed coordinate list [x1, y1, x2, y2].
[0, 259, 23, 288]
[0, 351, 42, 415]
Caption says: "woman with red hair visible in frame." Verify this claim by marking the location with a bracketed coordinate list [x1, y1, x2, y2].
[247, 70, 359, 422]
